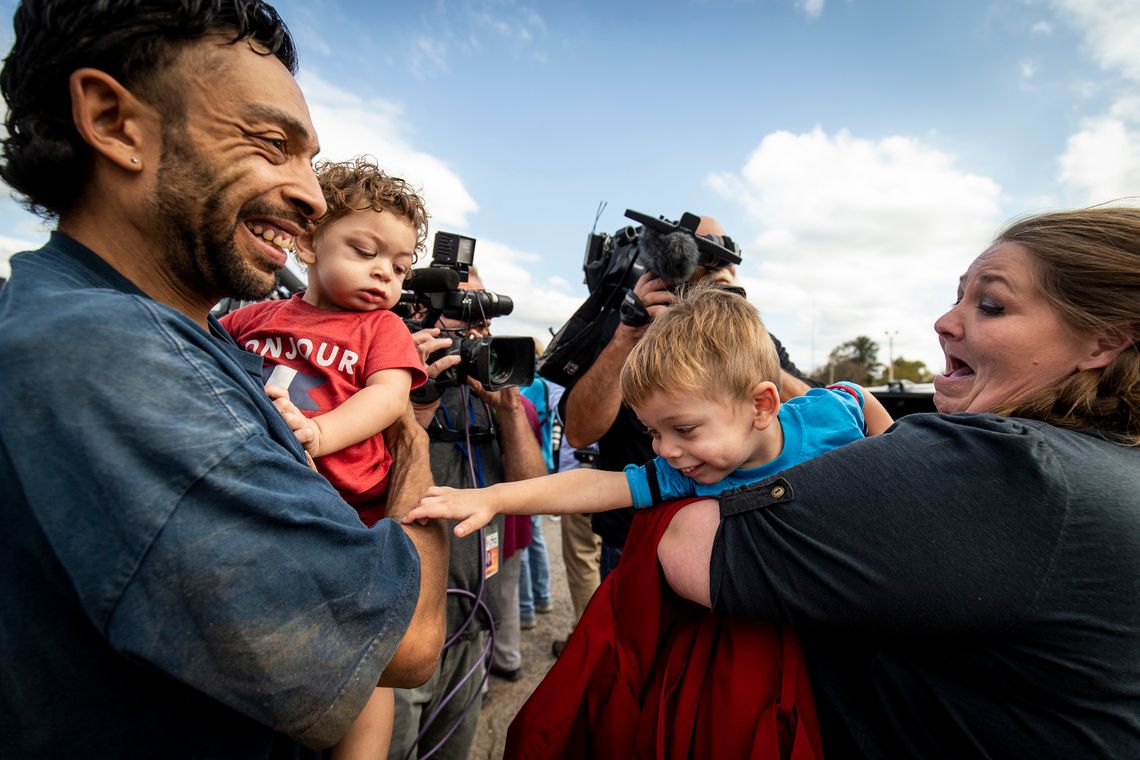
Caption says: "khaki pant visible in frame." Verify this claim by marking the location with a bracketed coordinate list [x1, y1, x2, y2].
[560, 513, 601, 620]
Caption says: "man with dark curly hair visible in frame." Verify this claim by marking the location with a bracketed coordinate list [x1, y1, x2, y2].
[0, 2, 448, 757]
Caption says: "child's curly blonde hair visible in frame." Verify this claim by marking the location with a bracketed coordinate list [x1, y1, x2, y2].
[313, 156, 430, 258]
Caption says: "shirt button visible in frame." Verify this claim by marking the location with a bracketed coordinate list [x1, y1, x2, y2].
[770, 485, 786, 498]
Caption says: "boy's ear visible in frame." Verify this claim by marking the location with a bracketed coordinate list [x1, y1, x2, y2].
[750, 381, 781, 430]
[69, 67, 154, 173]
[294, 231, 317, 266]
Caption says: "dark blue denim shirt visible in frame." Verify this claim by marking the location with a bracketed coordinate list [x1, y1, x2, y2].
[0, 233, 420, 757]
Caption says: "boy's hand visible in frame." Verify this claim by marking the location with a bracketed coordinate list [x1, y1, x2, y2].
[403, 486, 497, 538]
[266, 384, 322, 456]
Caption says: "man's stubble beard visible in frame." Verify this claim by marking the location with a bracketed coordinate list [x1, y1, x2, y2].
[150, 127, 278, 303]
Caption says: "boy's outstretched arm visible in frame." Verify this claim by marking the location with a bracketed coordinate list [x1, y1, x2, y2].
[405, 469, 634, 538]
[268, 368, 413, 458]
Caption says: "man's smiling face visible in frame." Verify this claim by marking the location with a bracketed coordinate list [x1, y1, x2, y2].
[147, 35, 326, 303]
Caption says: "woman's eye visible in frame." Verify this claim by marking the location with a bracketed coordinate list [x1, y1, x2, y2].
[979, 300, 1005, 316]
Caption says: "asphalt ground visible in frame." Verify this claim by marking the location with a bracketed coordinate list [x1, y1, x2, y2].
[469, 516, 577, 760]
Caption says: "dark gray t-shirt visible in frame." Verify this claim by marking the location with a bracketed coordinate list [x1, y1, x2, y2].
[428, 387, 507, 640]
[712, 413, 1140, 759]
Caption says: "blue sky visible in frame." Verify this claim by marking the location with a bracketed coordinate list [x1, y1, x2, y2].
[2, 0, 1138, 374]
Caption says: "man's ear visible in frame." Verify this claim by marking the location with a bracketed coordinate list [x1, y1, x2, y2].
[294, 231, 318, 266]
[1076, 326, 1140, 372]
[68, 68, 153, 173]
[750, 381, 781, 430]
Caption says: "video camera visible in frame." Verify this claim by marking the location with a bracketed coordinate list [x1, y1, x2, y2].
[536, 209, 743, 388]
[397, 232, 535, 394]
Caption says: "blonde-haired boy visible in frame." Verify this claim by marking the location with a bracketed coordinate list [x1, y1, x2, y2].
[405, 284, 892, 536]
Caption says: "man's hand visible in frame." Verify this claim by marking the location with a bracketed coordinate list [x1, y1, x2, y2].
[615, 272, 676, 339]
[404, 485, 497, 538]
[266, 384, 322, 456]
[466, 378, 523, 414]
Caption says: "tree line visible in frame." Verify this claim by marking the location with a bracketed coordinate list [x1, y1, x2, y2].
[810, 335, 934, 386]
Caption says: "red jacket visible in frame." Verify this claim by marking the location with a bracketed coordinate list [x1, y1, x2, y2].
[505, 498, 823, 760]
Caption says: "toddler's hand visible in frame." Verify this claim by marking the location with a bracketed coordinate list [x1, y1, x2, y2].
[266, 384, 322, 456]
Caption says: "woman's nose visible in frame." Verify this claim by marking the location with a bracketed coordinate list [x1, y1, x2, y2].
[934, 304, 961, 340]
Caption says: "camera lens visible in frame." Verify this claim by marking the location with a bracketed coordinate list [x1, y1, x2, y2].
[488, 343, 512, 387]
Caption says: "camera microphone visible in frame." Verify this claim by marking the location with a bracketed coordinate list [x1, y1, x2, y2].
[637, 226, 702, 283]
[406, 267, 461, 294]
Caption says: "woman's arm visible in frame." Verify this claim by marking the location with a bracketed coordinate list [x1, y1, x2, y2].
[657, 499, 720, 607]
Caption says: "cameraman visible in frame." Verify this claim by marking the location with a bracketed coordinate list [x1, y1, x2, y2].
[561, 216, 813, 576]
[391, 269, 546, 760]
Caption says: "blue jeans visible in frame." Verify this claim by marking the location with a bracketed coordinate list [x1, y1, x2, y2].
[600, 542, 623, 581]
[518, 515, 551, 619]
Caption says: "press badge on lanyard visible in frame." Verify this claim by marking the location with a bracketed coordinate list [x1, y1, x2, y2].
[484, 527, 500, 578]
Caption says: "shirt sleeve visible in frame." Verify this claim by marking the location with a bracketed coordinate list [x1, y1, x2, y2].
[821, 382, 867, 433]
[625, 457, 694, 508]
[710, 413, 1066, 636]
[364, 310, 428, 390]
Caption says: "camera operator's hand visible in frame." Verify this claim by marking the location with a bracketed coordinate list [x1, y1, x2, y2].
[617, 272, 676, 339]
[466, 378, 524, 415]
[266, 384, 323, 457]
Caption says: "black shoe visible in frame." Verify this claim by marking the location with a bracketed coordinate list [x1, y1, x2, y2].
[490, 664, 522, 682]
[551, 638, 567, 658]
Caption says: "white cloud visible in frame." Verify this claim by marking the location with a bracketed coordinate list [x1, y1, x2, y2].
[1020, 58, 1038, 80]
[1052, 0, 1140, 82]
[1058, 97, 1140, 204]
[1051, 2, 1140, 203]
[411, 36, 450, 78]
[797, 0, 825, 20]
[423, 238, 586, 345]
[298, 71, 478, 231]
[1032, 20, 1053, 35]
[709, 126, 1004, 374]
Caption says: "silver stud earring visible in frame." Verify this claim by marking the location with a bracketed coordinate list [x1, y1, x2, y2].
[129, 156, 140, 164]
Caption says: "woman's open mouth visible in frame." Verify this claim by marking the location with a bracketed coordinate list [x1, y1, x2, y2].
[942, 355, 976, 380]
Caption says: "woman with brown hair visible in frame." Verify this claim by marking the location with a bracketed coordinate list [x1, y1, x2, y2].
[658, 206, 1140, 758]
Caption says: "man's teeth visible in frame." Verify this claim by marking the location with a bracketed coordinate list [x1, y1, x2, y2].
[246, 222, 292, 251]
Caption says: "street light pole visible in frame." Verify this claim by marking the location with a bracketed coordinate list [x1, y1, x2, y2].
[884, 330, 898, 384]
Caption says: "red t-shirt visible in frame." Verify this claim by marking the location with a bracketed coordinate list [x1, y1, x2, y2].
[221, 295, 427, 524]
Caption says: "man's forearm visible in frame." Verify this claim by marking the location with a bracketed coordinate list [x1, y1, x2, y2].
[496, 400, 547, 484]
[563, 327, 638, 448]
[378, 404, 448, 687]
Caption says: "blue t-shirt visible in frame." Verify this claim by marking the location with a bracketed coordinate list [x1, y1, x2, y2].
[625, 384, 866, 508]
[0, 234, 420, 756]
